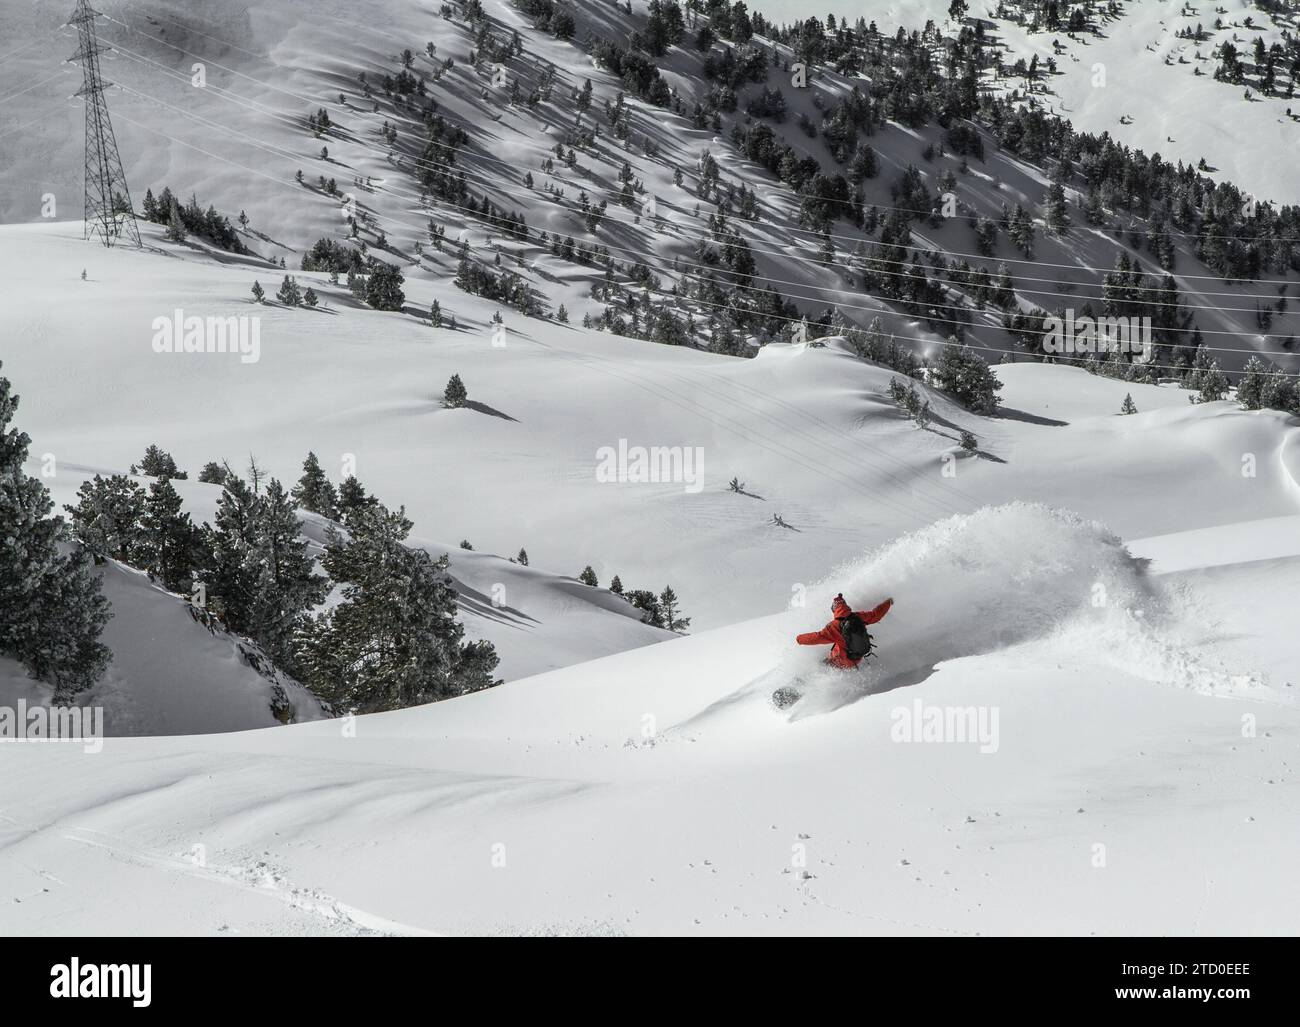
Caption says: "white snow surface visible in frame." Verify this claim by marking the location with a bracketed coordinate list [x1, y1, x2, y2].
[1, 222, 1298, 934]
[0, 1, 1298, 936]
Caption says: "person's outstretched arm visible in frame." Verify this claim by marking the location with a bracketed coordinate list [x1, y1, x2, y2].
[857, 598, 894, 625]
[796, 624, 834, 646]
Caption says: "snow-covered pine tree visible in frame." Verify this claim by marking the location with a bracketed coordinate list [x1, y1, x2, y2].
[245, 479, 328, 672]
[295, 504, 500, 712]
[136, 444, 187, 480]
[579, 565, 598, 586]
[337, 475, 378, 525]
[609, 574, 624, 596]
[1194, 356, 1230, 403]
[1237, 356, 1268, 410]
[292, 452, 340, 520]
[1121, 393, 1138, 415]
[64, 474, 148, 565]
[444, 373, 468, 408]
[201, 474, 260, 633]
[0, 363, 111, 698]
[517, 547, 529, 566]
[141, 477, 201, 593]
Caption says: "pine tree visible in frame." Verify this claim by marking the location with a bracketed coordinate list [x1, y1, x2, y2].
[931, 343, 1003, 413]
[609, 575, 624, 596]
[198, 461, 229, 485]
[135, 444, 187, 480]
[579, 565, 598, 586]
[915, 400, 932, 429]
[1237, 356, 1268, 410]
[444, 373, 468, 408]
[364, 260, 406, 310]
[166, 201, 187, 243]
[337, 475, 377, 524]
[517, 548, 529, 566]
[1120, 393, 1138, 415]
[277, 274, 303, 306]
[626, 589, 663, 627]
[251, 281, 265, 303]
[141, 478, 201, 593]
[303, 287, 319, 307]
[0, 363, 111, 698]
[1010, 203, 1035, 257]
[202, 475, 260, 633]
[658, 585, 691, 632]
[1044, 182, 1070, 233]
[295, 505, 500, 712]
[292, 452, 340, 519]
[959, 429, 978, 452]
[64, 474, 148, 565]
[245, 479, 328, 671]
[1194, 356, 1230, 402]
[430, 299, 442, 327]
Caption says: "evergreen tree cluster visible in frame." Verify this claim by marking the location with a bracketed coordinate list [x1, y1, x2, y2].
[141, 187, 248, 254]
[63, 444, 501, 714]
[618, 583, 691, 633]
[0, 364, 111, 699]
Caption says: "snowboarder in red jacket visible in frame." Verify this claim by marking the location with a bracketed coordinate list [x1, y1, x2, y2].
[796, 593, 894, 669]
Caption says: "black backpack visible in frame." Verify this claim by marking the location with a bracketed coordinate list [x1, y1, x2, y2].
[838, 615, 876, 661]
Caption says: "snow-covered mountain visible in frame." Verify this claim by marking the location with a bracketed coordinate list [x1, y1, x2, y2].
[1, 0, 1298, 937]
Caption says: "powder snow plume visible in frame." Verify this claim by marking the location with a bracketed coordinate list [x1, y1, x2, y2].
[777, 503, 1239, 716]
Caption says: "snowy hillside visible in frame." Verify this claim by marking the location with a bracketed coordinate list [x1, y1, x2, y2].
[2, 501, 1297, 935]
[1, 0, 1298, 940]
[5, 0, 1300, 380]
[7, 220, 1299, 634]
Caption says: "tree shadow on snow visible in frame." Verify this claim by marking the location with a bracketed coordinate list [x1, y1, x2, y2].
[463, 399, 518, 422]
[996, 405, 1068, 427]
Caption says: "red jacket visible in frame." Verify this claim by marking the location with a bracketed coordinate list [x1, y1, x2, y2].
[796, 597, 893, 669]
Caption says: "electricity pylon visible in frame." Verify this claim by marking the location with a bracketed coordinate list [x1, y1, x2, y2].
[67, 0, 139, 247]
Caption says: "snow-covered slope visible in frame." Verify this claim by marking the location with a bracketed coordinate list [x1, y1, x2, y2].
[5, 0, 1298, 379]
[0, 456, 676, 734]
[0, 557, 328, 736]
[990, 0, 1300, 207]
[748, 0, 1300, 207]
[6, 219, 1299, 632]
[1, 501, 1296, 935]
[2, 0, 1299, 938]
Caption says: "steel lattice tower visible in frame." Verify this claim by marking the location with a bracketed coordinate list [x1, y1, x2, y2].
[68, 0, 139, 247]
